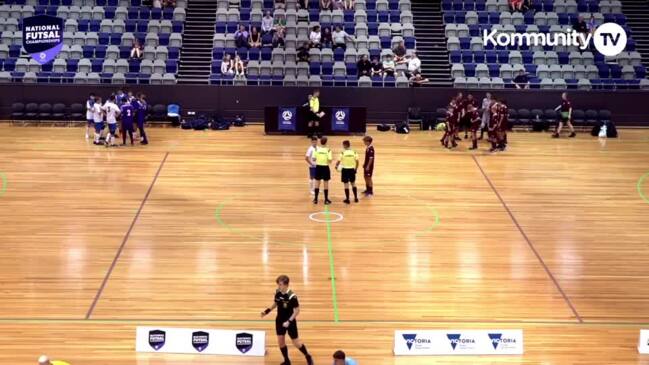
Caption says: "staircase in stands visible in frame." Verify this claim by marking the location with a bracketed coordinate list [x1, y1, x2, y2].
[622, 0, 649, 77]
[177, 0, 218, 84]
[411, 0, 452, 87]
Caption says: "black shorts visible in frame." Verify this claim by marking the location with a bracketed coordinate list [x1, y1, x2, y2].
[560, 117, 571, 123]
[341, 168, 356, 183]
[276, 319, 299, 339]
[364, 167, 373, 177]
[309, 111, 321, 123]
[315, 165, 330, 181]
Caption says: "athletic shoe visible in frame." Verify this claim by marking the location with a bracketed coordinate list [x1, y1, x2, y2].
[309, 190, 315, 195]
[569, 132, 576, 138]
[280, 361, 291, 365]
[312, 199, 318, 204]
[361, 190, 368, 194]
[468, 146, 477, 150]
[354, 198, 359, 203]
[551, 133, 559, 138]
[140, 141, 148, 145]
[324, 199, 332, 205]
[343, 199, 350, 204]
[85, 133, 89, 139]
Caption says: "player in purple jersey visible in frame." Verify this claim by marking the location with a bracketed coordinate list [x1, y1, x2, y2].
[120, 97, 135, 146]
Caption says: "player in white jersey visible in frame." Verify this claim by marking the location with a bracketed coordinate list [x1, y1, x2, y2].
[85, 93, 95, 139]
[102, 95, 121, 147]
[305, 136, 317, 195]
[92, 96, 104, 145]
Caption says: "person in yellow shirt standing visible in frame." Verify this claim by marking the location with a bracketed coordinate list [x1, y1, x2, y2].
[38, 355, 71, 365]
[335, 140, 359, 204]
[308, 89, 325, 138]
[313, 136, 333, 205]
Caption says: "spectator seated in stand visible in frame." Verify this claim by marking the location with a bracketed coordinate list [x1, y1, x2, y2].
[221, 54, 234, 76]
[234, 24, 250, 48]
[410, 72, 429, 87]
[393, 41, 407, 64]
[233, 54, 246, 77]
[332, 26, 353, 50]
[382, 55, 396, 77]
[514, 70, 530, 89]
[298, 42, 311, 62]
[130, 40, 143, 60]
[321, 27, 333, 48]
[321, 0, 334, 10]
[309, 26, 322, 49]
[357, 54, 372, 77]
[262, 11, 274, 34]
[406, 52, 421, 77]
[249, 26, 262, 48]
[371, 57, 384, 77]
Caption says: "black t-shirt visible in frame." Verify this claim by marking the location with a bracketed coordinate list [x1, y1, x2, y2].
[357, 60, 372, 74]
[371, 62, 383, 72]
[573, 20, 587, 33]
[275, 289, 299, 321]
[514, 74, 528, 84]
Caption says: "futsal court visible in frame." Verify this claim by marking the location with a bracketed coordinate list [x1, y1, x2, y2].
[0, 123, 649, 364]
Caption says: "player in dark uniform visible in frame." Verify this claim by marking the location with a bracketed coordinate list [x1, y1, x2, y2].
[497, 99, 509, 151]
[362, 135, 375, 196]
[132, 93, 149, 145]
[460, 93, 476, 139]
[261, 275, 314, 365]
[467, 103, 482, 150]
[442, 99, 460, 149]
[120, 97, 135, 145]
[488, 99, 501, 152]
[552, 92, 576, 138]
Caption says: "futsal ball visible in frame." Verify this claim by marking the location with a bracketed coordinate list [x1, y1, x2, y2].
[435, 122, 446, 131]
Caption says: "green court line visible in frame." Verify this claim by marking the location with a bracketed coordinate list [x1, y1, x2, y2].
[638, 172, 649, 205]
[324, 205, 340, 323]
[0, 172, 6, 197]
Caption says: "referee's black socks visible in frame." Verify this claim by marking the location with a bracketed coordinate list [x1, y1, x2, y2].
[314, 188, 319, 201]
[324, 189, 329, 201]
[344, 188, 350, 200]
[299, 344, 311, 357]
[352, 186, 358, 200]
[280, 346, 290, 362]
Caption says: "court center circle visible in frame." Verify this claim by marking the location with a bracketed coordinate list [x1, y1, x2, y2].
[309, 211, 344, 223]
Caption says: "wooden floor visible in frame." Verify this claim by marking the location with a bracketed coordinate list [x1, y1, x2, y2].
[0, 124, 648, 364]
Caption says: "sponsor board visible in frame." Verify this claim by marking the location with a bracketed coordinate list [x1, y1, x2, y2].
[394, 330, 523, 355]
[638, 330, 649, 354]
[136, 327, 265, 356]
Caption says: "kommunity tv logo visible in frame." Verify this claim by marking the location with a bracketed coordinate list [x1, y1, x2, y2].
[483, 22, 627, 57]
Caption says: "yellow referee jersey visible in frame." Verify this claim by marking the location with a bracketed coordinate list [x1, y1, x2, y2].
[315, 146, 332, 166]
[309, 96, 320, 113]
[339, 149, 358, 169]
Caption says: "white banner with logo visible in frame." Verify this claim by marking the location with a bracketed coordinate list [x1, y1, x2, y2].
[638, 330, 649, 353]
[394, 329, 523, 355]
[136, 326, 265, 356]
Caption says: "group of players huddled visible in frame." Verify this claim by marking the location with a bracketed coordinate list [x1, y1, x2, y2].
[441, 92, 509, 152]
[84, 90, 149, 147]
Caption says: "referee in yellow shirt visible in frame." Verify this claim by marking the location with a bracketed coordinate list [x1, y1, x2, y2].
[335, 140, 359, 204]
[308, 89, 325, 138]
[313, 136, 332, 205]
[39, 355, 71, 365]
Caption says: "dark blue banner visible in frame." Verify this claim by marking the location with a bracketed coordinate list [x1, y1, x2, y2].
[22, 15, 64, 65]
[278, 107, 297, 131]
[331, 107, 350, 132]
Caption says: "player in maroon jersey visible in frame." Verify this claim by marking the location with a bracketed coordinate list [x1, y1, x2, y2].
[453, 92, 465, 141]
[488, 99, 502, 152]
[441, 98, 459, 149]
[497, 99, 509, 151]
[467, 103, 482, 150]
[460, 93, 476, 140]
[552, 92, 576, 138]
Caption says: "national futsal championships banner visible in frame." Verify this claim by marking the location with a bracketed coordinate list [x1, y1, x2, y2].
[331, 107, 350, 132]
[136, 326, 265, 356]
[22, 15, 64, 64]
[278, 107, 297, 131]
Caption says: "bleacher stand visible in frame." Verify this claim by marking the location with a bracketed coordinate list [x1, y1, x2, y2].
[443, 0, 647, 90]
[0, 0, 186, 84]
[209, 0, 417, 87]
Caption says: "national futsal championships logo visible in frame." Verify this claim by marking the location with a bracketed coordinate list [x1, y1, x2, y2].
[483, 22, 627, 57]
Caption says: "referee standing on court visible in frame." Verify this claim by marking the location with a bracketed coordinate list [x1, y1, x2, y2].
[313, 136, 333, 205]
[261, 275, 314, 365]
[308, 89, 325, 138]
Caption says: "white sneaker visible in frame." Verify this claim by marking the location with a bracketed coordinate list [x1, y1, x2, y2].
[310, 190, 315, 195]
[85, 133, 89, 139]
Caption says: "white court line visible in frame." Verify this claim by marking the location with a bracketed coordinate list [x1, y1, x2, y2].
[308, 211, 344, 223]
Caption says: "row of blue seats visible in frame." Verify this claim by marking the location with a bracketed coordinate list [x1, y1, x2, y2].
[442, 0, 601, 12]
[212, 47, 391, 62]
[0, 58, 179, 73]
[444, 11, 627, 25]
[452, 38, 637, 52]
[237, 0, 403, 10]
[457, 23, 631, 37]
[231, 8, 404, 23]
[459, 63, 646, 78]
[208, 74, 403, 87]
[75, 33, 180, 46]
[4, 72, 170, 84]
[32, 6, 177, 20]
[10, 19, 184, 33]
[451, 50, 613, 64]
[212, 60, 372, 75]
[6, 0, 151, 6]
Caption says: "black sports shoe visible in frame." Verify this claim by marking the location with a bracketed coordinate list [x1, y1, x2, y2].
[343, 199, 350, 204]
[468, 146, 477, 150]
[551, 133, 559, 138]
[312, 199, 318, 204]
[569, 132, 576, 138]
[324, 199, 332, 205]
[354, 198, 359, 203]
[280, 361, 292, 365]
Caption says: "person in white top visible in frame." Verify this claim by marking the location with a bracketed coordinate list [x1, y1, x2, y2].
[85, 93, 95, 139]
[407, 52, 421, 76]
[305, 136, 318, 194]
[221, 54, 234, 76]
[309, 25, 321, 49]
[102, 95, 121, 147]
[92, 96, 104, 145]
